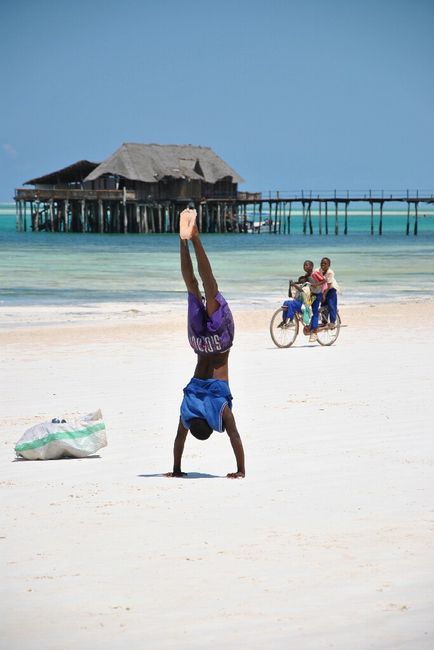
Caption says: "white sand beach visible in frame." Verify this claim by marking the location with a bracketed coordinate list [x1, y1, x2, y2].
[1, 301, 434, 650]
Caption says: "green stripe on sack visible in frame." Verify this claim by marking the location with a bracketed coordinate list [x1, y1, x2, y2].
[15, 422, 106, 452]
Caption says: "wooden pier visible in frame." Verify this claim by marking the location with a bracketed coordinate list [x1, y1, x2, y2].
[15, 188, 434, 236]
[13, 144, 433, 235]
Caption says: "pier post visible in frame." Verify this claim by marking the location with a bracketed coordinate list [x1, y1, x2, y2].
[16, 200, 21, 232]
[318, 200, 322, 235]
[34, 201, 40, 232]
[344, 202, 348, 235]
[17, 201, 22, 232]
[308, 202, 313, 235]
[97, 200, 103, 233]
[325, 202, 329, 235]
[406, 201, 410, 236]
[241, 203, 246, 233]
[64, 200, 69, 232]
[370, 202, 374, 236]
[15, 200, 18, 231]
[197, 203, 202, 233]
[379, 201, 383, 236]
[287, 202, 291, 234]
[80, 199, 85, 232]
[204, 202, 210, 232]
[414, 202, 418, 235]
[302, 202, 307, 235]
[49, 198, 54, 231]
[334, 202, 339, 235]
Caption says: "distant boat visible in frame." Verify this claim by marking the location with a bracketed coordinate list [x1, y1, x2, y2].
[246, 218, 274, 233]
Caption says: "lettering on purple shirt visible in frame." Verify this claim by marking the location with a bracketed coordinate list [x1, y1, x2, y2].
[187, 292, 234, 354]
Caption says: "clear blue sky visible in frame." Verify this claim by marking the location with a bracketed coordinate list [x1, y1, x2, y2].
[1, 0, 433, 201]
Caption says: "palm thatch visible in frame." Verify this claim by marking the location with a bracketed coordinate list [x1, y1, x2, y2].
[84, 143, 244, 184]
[25, 160, 99, 186]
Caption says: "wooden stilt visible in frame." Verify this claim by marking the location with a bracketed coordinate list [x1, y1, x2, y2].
[302, 202, 307, 235]
[344, 202, 348, 235]
[16, 201, 22, 231]
[318, 201, 322, 235]
[379, 201, 383, 236]
[97, 199, 102, 233]
[334, 202, 338, 235]
[48, 199, 53, 231]
[414, 202, 418, 235]
[204, 202, 210, 232]
[308, 202, 313, 235]
[64, 200, 69, 232]
[288, 202, 291, 235]
[406, 202, 410, 236]
[34, 201, 40, 231]
[370, 202, 374, 235]
[325, 201, 329, 235]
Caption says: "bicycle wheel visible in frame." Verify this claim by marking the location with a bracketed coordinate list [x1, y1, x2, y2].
[316, 310, 341, 346]
[270, 307, 299, 348]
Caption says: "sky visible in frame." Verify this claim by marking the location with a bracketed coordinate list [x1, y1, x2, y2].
[0, 0, 433, 201]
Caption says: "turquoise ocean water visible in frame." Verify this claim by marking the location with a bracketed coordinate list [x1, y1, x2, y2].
[1, 203, 434, 309]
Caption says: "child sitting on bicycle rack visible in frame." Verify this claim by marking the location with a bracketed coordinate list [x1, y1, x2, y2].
[318, 257, 340, 329]
[280, 260, 324, 342]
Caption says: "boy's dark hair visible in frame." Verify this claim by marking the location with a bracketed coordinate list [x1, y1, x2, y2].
[190, 418, 213, 440]
[321, 257, 331, 264]
[304, 260, 314, 266]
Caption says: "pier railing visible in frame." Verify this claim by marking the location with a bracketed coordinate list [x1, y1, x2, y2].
[256, 189, 434, 202]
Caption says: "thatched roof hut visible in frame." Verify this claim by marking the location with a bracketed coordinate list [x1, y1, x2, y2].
[84, 143, 244, 200]
[25, 160, 99, 188]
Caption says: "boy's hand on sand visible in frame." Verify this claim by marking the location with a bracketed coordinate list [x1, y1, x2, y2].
[227, 471, 245, 479]
[165, 471, 188, 478]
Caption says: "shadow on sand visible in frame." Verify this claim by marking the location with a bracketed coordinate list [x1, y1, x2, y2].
[12, 455, 102, 462]
[138, 472, 224, 479]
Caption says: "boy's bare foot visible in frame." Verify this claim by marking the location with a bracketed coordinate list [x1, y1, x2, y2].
[227, 471, 245, 479]
[180, 208, 197, 240]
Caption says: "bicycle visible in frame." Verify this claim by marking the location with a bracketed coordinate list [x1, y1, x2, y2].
[270, 282, 341, 348]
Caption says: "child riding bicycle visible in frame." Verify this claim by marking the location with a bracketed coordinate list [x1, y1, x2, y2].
[280, 260, 325, 342]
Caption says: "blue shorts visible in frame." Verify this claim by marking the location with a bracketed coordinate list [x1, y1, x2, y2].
[180, 378, 233, 433]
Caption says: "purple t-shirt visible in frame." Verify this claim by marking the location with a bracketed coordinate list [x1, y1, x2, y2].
[187, 292, 234, 354]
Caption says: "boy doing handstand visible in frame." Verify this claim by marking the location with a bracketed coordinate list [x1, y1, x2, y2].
[165, 208, 245, 479]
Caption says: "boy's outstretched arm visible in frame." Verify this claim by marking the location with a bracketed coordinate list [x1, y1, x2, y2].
[223, 407, 245, 479]
[165, 419, 188, 477]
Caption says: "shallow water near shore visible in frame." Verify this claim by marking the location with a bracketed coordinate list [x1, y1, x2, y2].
[1, 205, 433, 311]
